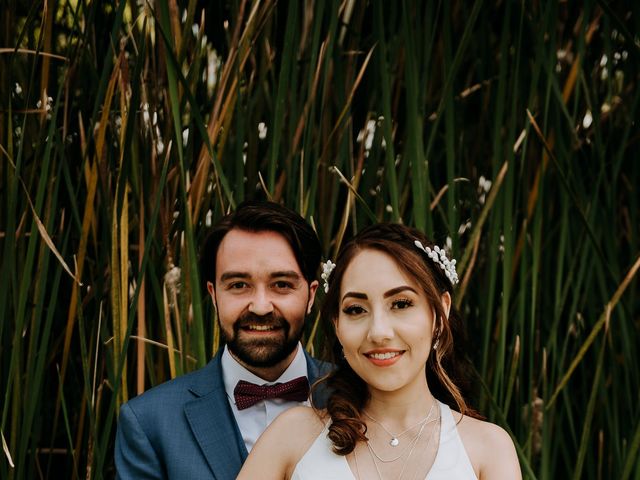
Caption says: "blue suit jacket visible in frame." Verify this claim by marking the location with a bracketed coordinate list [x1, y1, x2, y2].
[115, 349, 329, 479]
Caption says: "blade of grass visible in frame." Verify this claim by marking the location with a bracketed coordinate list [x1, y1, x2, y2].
[547, 253, 640, 408]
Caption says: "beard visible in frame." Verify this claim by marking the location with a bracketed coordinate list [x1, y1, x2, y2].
[221, 310, 305, 368]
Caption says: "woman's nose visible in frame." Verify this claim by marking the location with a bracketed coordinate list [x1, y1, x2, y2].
[367, 310, 393, 343]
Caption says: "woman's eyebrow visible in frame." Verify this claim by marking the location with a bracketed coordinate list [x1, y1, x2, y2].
[342, 292, 368, 301]
[383, 286, 417, 298]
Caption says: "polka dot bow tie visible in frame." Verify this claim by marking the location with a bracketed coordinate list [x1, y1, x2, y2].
[233, 376, 310, 410]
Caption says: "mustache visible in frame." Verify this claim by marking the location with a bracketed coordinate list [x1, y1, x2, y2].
[233, 311, 289, 331]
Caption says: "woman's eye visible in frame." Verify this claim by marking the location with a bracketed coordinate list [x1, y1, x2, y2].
[273, 281, 293, 290]
[342, 305, 366, 315]
[392, 298, 413, 309]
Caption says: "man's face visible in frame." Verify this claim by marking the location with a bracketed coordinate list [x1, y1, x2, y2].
[208, 229, 318, 373]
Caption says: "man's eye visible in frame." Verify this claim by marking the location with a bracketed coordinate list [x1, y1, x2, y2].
[342, 305, 366, 315]
[229, 282, 248, 289]
[392, 298, 413, 309]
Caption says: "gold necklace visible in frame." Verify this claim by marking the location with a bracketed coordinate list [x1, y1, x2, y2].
[363, 400, 436, 447]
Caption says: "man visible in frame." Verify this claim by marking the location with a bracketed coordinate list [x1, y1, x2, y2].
[115, 201, 328, 479]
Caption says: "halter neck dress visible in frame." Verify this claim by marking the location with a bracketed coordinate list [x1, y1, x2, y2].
[291, 401, 477, 479]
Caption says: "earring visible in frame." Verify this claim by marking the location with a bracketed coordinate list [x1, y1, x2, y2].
[433, 317, 442, 351]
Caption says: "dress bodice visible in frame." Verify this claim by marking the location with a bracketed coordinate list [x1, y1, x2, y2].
[291, 401, 477, 480]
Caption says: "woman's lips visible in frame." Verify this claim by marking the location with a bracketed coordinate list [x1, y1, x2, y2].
[364, 349, 405, 366]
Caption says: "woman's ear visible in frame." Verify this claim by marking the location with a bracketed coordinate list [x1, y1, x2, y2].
[440, 291, 452, 319]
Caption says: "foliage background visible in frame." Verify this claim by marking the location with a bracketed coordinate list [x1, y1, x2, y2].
[1, 0, 639, 478]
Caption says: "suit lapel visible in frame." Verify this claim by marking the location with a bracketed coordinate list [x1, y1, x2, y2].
[184, 354, 248, 480]
[184, 349, 331, 479]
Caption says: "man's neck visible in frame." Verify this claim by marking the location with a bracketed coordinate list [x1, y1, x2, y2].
[230, 347, 299, 382]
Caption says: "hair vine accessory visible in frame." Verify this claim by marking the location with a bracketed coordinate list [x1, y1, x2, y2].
[321, 260, 336, 293]
[414, 240, 459, 285]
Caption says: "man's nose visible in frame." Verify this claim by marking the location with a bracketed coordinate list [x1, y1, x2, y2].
[367, 310, 393, 343]
[248, 287, 274, 316]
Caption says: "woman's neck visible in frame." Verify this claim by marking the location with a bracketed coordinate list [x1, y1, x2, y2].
[364, 380, 435, 427]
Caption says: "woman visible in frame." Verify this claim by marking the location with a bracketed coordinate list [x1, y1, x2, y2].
[238, 223, 521, 479]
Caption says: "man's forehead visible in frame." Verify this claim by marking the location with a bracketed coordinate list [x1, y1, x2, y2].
[215, 229, 303, 276]
[219, 270, 301, 282]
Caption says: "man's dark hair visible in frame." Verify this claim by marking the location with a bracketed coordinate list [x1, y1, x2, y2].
[200, 200, 322, 286]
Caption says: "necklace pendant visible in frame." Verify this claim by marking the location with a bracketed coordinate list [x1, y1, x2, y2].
[390, 437, 399, 447]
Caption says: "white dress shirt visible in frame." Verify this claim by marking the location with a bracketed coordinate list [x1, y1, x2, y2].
[222, 343, 310, 452]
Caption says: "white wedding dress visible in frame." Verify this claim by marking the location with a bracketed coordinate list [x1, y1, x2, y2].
[291, 401, 477, 479]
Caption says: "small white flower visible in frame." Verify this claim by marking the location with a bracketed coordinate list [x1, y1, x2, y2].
[157, 138, 165, 154]
[582, 110, 593, 129]
[207, 50, 220, 94]
[258, 122, 267, 140]
[14, 83, 22, 95]
[142, 103, 150, 126]
[600, 54, 608, 67]
[192, 23, 199, 37]
[182, 128, 189, 146]
[458, 220, 472, 235]
[364, 119, 376, 150]
[479, 175, 492, 192]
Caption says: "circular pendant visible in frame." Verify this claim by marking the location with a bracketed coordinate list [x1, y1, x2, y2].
[390, 437, 399, 447]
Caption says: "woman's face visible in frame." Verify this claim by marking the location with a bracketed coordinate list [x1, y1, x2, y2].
[335, 248, 446, 396]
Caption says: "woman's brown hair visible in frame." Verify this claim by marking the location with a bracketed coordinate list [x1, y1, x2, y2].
[319, 223, 479, 455]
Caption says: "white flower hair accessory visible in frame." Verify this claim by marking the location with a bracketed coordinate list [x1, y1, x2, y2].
[414, 240, 459, 285]
[321, 260, 336, 293]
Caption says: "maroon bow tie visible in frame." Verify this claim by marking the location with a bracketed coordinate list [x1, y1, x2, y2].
[233, 376, 310, 410]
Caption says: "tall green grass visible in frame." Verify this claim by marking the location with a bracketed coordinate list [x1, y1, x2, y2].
[1, 1, 638, 478]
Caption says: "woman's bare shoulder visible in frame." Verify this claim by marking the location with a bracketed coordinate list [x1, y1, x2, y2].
[272, 405, 328, 434]
[453, 411, 522, 479]
[237, 407, 330, 480]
